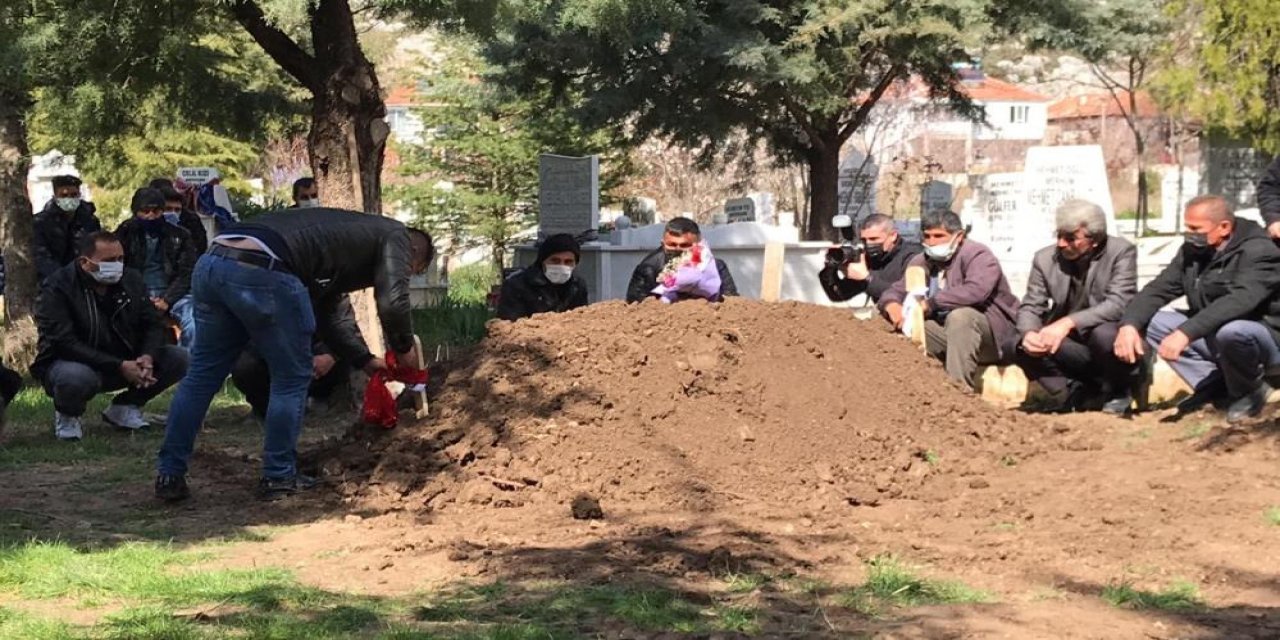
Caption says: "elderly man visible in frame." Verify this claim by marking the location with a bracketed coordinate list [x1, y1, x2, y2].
[626, 217, 738, 303]
[1015, 200, 1138, 414]
[880, 210, 1020, 390]
[1116, 195, 1280, 422]
[819, 214, 922, 305]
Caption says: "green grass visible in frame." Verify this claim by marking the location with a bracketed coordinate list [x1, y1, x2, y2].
[837, 555, 991, 616]
[445, 262, 499, 306]
[1265, 506, 1280, 527]
[413, 301, 492, 353]
[1101, 580, 1204, 611]
[1178, 421, 1211, 441]
[923, 450, 940, 465]
[722, 572, 771, 594]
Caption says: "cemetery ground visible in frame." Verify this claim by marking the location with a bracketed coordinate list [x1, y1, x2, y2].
[0, 301, 1278, 639]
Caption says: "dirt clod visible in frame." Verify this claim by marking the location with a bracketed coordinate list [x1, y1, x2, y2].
[571, 494, 604, 520]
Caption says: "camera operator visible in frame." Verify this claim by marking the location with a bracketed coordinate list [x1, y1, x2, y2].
[819, 214, 922, 304]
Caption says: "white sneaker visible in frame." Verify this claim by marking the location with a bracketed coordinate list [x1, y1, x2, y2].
[102, 404, 149, 430]
[55, 413, 83, 441]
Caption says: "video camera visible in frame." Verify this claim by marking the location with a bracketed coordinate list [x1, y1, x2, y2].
[825, 214, 864, 269]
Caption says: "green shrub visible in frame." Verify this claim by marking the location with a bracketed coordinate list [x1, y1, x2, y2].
[447, 262, 499, 305]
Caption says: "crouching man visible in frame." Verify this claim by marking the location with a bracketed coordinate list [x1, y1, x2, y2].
[879, 210, 1020, 390]
[626, 217, 738, 303]
[30, 232, 189, 440]
[819, 214, 922, 305]
[497, 233, 590, 321]
[1115, 195, 1280, 422]
[1015, 200, 1139, 414]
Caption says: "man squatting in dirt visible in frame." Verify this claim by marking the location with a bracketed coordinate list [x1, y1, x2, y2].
[1014, 199, 1140, 416]
[879, 210, 1020, 391]
[155, 208, 434, 502]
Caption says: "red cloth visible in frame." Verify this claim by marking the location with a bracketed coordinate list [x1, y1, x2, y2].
[360, 351, 428, 428]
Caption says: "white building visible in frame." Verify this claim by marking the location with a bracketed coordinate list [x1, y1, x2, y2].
[385, 85, 427, 144]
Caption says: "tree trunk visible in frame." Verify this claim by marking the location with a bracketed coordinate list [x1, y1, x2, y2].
[805, 137, 842, 242]
[232, 0, 391, 357]
[0, 85, 38, 368]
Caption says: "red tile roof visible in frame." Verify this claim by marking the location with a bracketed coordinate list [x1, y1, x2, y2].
[1048, 90, 1162, 120]
[959, 76, 1052, 103]
[385, 85, 416, 107]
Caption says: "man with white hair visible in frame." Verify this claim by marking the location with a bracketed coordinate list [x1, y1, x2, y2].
[1015, 199, 1139, 414]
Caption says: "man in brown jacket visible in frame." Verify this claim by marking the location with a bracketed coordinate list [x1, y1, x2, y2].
[880, 210, 1020, 389]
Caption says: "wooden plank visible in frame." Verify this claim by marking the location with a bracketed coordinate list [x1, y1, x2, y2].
[760, 242, 785, 302]
[903, 265, 927, 351]
[411, 335, 429, 419]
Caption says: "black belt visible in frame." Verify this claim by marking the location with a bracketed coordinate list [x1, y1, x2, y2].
[209, 244, 292, 273]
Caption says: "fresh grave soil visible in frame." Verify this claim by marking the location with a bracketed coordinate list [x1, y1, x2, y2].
[2, 298, 1278, 638]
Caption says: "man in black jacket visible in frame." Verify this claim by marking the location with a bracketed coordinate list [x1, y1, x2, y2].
[116, 188, 198, 348]
[818, 214, 922, 305]
[497, 233, 590, 321]
[33, 175, 102, 283]
[150, 180, 209, 254]
[31, 232, 189, 441]
[625, 217, 738, 303]
[231, 295, 362, 419]
[1115, 195, 1280, 422]
[0, 361, 21, 430]
[156, 208, 434, 502]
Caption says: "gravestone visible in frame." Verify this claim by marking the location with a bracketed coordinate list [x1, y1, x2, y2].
[1022, 145, 1116, 245]
[837, 149, 878, 220]
[966, 172, 1028, 259]
[920, 180, 953, 216]
[724, 197, 755, 223]
[623, 196, 657, 226]
[538, 154, 600, 237]
[1202, 139, 1270, 212]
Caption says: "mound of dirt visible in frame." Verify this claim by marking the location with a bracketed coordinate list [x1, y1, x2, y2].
[325, 299, 1073, 518]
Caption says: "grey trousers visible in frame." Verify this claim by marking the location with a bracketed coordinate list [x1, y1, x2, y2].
[924, 307, 1001, 390]
[41, 346, 189, 417]
[1145, 310, 1280, 398]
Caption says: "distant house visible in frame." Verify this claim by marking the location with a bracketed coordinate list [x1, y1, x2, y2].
[863, 69, 1053, 174]
[385, 85, 427, 144]
[1046, 90, 1189, 167]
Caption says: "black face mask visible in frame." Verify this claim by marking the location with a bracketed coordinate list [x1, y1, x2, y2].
[864, 242, 887, 263]
[663, 249, 684, 261]
[1184, 232, 1213, 257]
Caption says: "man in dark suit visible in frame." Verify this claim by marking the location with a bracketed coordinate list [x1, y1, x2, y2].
[1015, 199, 1139, 414]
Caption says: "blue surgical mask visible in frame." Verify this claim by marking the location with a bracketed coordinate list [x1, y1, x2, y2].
[162, 211, 180, 225]
[89, 260, 124, 284]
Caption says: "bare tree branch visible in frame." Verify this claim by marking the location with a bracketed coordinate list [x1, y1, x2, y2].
[838, 64, 904, 143]
[229, 0, 319, 92]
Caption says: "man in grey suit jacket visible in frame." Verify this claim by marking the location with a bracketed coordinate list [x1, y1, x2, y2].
[1015, 199, 1139, 415]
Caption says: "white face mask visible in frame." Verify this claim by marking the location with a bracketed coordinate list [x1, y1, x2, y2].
[56, 197, 81, 212]
[924, 238, 959, 262]
[298, 198, 320, 208]
[89, 260, 124, 284]
[544, 264, 573, 284]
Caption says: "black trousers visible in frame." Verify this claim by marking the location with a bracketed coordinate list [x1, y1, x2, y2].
[1015, 321, 1139, 396]
[230, 349, 349, 418]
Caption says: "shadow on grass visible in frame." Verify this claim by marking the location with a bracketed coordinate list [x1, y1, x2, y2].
[1049, 574, 1280, 639]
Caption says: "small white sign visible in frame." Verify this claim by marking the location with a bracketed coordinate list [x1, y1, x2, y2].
[178, 167, 220, 186]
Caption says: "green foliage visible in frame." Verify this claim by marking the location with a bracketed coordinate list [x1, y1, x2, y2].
[1101, 579, 1203, 611]
[1265, 506, 1280, 527]
[838, 555, 991, 616]
[1157, 0, 1280, 152]
[446, 261, 499, 305]
[413, 300, 492, 348]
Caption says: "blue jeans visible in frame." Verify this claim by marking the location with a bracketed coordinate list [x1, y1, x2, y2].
[157, 254, 315, 480]
[1146, 310, 1280, 398]
[149, 289, 197, 349]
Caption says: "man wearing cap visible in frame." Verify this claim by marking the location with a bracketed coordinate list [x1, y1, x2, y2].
[33, 175, 102, 283]
[497, 233, 590, 321]
[116, 188, 199, 348]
